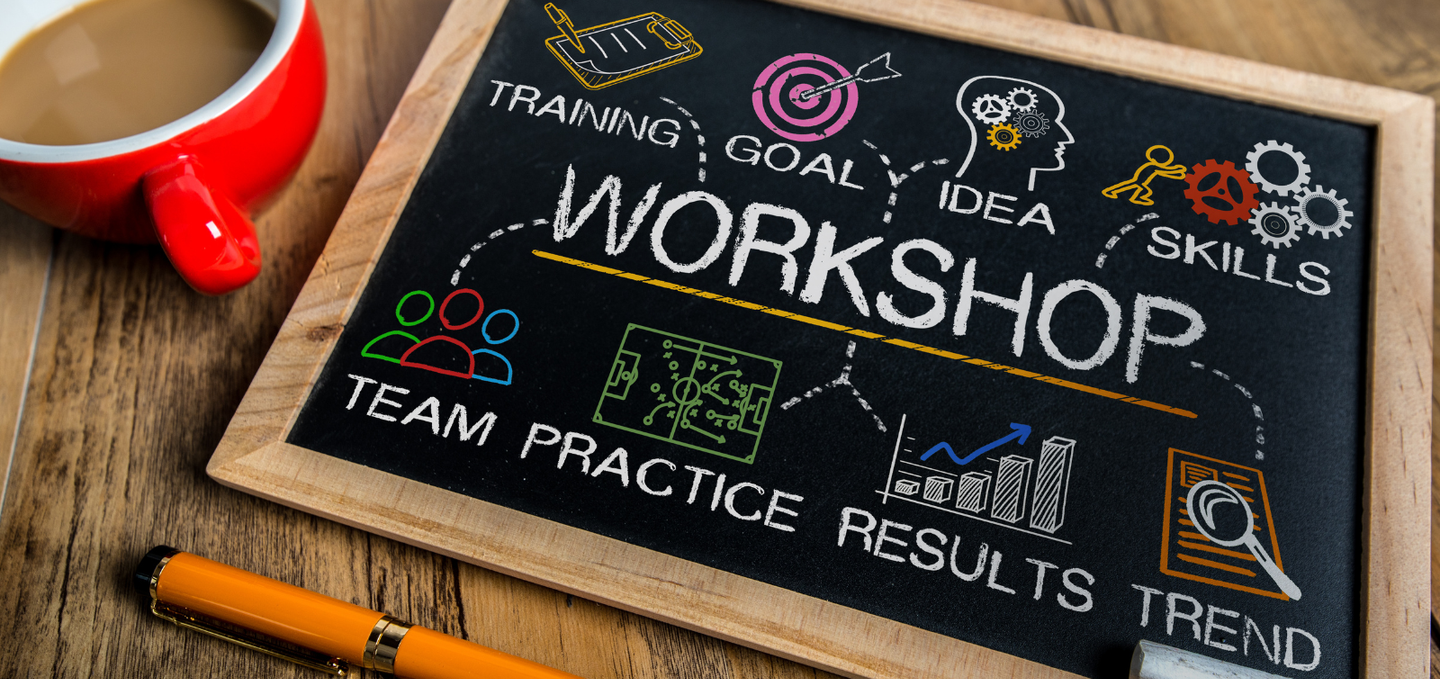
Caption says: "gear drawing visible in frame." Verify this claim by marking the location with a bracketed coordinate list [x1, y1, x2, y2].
[1012, 110, 1050, 138]
[972, 94, 1011, 125]
[1291, 185, 1353, 239]
[1006, 86, 1039, 112]
[1183, 159, 1261, 225]
[1249, 202, 1301, 249]
[1245, 140, 1311, 196]
[987, 123, 1022, 151]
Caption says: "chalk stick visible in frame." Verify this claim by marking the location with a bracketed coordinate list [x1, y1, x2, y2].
[1130, 641, 1286, 679]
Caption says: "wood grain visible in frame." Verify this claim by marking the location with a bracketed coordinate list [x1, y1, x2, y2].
[0, 207, 50, 507]
[213, 0, 1431, 677]
[0, 1, 1435, 678]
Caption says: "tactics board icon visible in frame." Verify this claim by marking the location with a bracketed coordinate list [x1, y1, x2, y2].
[594, 325, 781, 464]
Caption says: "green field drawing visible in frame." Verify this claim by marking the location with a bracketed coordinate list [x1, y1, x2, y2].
[593, 325, 782, 464]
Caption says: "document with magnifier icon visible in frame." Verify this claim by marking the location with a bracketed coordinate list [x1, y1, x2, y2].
[1160, 449, 1293, 601]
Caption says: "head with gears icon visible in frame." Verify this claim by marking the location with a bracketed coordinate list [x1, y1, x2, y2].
[952, 76, 1073, 191]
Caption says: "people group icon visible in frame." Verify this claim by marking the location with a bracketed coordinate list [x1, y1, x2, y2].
[361, 288, 519, 385]
[952, 76, 1074, 192]
[1101, 145, 1187, 206]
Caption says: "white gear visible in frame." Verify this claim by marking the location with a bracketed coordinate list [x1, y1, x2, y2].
[1006, 87, 1039, 112]
[1249, 202, 1302, 249]
[1012, 110, 1049, 138]
[971, 94, 1011, 125]
[1245, 140, 1311, 196]
[1290, 185, 1353, 239]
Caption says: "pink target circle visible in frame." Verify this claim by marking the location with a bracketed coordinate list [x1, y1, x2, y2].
[751, 53, 858, 142]
[768, 67, 844, 127]
[788, 84, 821, 110]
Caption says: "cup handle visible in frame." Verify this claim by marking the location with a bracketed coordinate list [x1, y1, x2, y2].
[142, 157, 261, 295]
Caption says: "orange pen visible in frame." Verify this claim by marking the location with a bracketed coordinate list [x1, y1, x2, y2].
[135, 546, 581, 679]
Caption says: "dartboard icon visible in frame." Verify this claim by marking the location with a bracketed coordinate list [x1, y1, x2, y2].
[751, 53, 860, 142]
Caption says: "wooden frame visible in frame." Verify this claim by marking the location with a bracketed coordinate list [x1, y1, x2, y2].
[209, 0, 1433, 676]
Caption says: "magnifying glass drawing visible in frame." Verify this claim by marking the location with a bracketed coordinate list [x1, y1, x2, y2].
[1186, 479, 1301, 601]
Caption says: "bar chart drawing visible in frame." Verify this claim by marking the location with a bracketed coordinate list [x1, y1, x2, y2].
[1029, 437, 1075, 533]
[991, 455, 1033, 523]
[924, 476, 954, 503]
[955, 472, 991, 513]
[878, 414, 1078, 544]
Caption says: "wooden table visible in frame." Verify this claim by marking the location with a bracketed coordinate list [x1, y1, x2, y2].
[0, 1, 1435, 677]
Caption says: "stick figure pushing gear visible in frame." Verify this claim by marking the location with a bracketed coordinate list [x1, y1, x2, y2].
[1102, 144, 1186, 206]
[1291, 185, 1353, 239]
[1184, 159, 1261, 225]
[972, 94, 1011, 124]
[1250, 202, 1302, 248]
[1245, 140, 1311, 196]
[987, 123, 1022, 151]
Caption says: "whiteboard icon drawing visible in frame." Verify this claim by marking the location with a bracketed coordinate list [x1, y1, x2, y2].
[953, 76, 1073, 191]
[543, 4, 701, 90]
[1187, 480, 1302, 600]
[752, 52, 900, 142]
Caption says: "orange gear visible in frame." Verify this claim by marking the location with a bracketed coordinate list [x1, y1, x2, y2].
[1183, 159, 1260, 225]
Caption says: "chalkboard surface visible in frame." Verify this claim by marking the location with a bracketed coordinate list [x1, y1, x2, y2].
[216, 0, 1431, 676]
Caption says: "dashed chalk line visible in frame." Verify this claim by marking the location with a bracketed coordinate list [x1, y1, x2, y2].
[1190, 361, 1267, 460]
[1095, 212, 1159, 268]
[780, 341, 887, 433]
[660, 97, 706, 182]
[862, 139, 948, 225]
[451, 218, 549, 285]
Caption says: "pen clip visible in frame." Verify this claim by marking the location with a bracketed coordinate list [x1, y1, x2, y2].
[149, 600, 350, 677]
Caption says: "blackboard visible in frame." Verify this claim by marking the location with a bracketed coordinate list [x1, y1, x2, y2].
[211, 0, 1432, 677]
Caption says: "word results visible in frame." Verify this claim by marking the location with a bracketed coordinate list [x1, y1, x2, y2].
[553, 165, 1206, 384]
[1131, 585, 1322, 672]
[488, 80, 684, 148]
[521, 423, 805, 533]
[837, 507, 1095, 614]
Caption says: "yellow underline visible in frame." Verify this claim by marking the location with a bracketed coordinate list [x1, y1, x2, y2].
[533, 250, 1197, 419]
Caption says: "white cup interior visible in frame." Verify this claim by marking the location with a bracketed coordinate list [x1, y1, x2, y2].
[0, 0, 296, 163]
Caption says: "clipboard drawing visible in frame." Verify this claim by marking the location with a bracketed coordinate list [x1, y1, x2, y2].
[544, 4, 702, 90]
[1160, 449, 1295, 601]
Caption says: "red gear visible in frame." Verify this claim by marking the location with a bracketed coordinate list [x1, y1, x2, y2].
[1183, 159, 1260, 225]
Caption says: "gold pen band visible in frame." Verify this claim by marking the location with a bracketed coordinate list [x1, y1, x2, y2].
[141, 547, 349, 676]
[364, 614, 413, 674]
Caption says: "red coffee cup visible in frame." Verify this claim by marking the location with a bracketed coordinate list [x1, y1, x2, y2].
[0, 0, 326, 295]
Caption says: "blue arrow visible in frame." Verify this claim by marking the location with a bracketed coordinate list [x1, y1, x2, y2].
[920, 423, 1032, 466]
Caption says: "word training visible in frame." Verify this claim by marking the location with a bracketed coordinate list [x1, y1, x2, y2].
[488, 80, 683, 148]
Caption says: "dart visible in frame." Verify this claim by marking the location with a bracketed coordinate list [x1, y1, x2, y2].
[792, 52, 901, 102]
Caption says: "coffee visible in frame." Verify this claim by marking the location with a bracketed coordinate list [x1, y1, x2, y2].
[0, 0, 274, 146]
